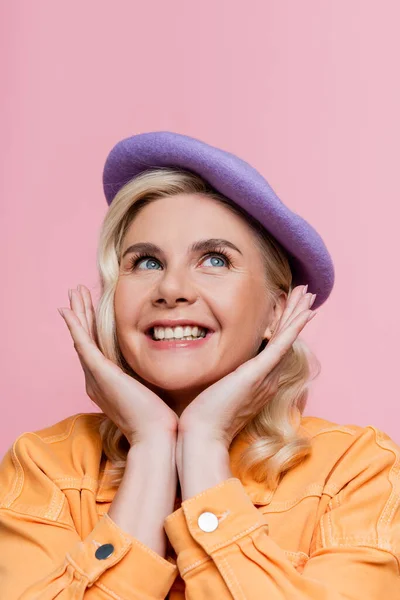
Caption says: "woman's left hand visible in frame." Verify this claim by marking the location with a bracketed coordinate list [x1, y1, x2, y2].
[178, 284, 317, 447]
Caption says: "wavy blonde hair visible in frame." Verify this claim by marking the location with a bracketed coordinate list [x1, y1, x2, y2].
[93, 167, 320, 489]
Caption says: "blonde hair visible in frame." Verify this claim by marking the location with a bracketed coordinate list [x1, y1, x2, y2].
[93, 167, 319, 489]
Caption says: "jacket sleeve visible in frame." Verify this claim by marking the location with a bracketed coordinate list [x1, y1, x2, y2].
[0, 439, 178, 599]
[164, 428, 400, 599]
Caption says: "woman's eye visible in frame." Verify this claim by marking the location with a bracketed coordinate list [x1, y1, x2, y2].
[202, 254, 229, 268]
[130, 251, 231, 271]
[135, 257, 162, 270]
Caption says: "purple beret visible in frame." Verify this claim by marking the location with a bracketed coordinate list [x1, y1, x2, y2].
[102, 131, 334, 309]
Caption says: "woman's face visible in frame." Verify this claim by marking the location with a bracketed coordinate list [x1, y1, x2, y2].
[114, 192, 286, 411]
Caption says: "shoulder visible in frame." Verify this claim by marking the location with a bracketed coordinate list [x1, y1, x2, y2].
[300, 414, 365, 438]
[299, 415, 400, 560]
[0, 412, 106, 511]
[299, 414, 400, 491]
[29, 411, 105, 445]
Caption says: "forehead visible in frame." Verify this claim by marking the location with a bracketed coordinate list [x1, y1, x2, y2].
[124, 193, 256, 242]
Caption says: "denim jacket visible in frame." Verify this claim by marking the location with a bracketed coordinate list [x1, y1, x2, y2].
[0, 412, 399, 599]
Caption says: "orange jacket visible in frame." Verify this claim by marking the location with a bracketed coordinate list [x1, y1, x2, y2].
[0, 412, 399, 599]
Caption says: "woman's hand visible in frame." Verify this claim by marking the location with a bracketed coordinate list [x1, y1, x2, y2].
[58, 284, 179, 446]
[178, 284, 317, 448]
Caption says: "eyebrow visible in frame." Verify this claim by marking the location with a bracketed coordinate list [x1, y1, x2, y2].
[121, 238, 243, 260]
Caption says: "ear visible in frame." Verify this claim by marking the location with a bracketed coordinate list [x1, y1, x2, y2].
[262, 291, 288, 340]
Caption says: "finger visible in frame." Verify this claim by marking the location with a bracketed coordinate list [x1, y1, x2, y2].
[78, 284, 98, 344]
[251, 309, 314, 378]
[70, 288, 90, 336]
[278, 292, 315, 334]
[274, 285, 306, 333]
[58, 306, 104, 370]
[275, 285, 311, 333]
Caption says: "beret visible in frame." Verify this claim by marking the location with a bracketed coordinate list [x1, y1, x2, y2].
[102, 131, 335, 309]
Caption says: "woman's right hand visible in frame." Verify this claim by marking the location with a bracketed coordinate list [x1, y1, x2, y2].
[58, 284, 179, 446]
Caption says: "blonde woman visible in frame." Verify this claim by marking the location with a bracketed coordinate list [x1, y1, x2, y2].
[0, 132, 399, 599]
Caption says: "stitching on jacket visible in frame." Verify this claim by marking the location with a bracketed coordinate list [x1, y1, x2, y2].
[41, 413, 87, 443]
[52, 488, 66, 521]
[94, 580, 127, 600]
[164, 508, 183, 523]
[218, 510, 230, 523]
[53, 475, 99, 494]
[326, 536, 387, 545]
[283, 549, 309, 561]
[249, 426, 366, 506]
[65, 553, 91, 579]
[66, 532, 131, 582]
[183, 478, 239, 505]
[44, 482, 62, 520]
[103, 513, 131, 544]
[373, 427, 400, 535]
[190, 515, 265, 553]
[1, 441, 24, 508]
[181, 556, 212, 576]
[321, 537, 400, 571]
[301, 424, 359, 438]
[71, 575, 87, 599]
[260, 483, 325, 512]
[327, 500, 334, 545]
[248, 480, 339, 508]
[324, 426, 400, 558]
[103, 514, 177, 570]
[319, 499, 329, 547]
[0, 414, 90, 509]
[323, 481, 342, 496]
[53, 475, 99, 484]
[129, 534, 179, 568]
[219, 556, 247, 600]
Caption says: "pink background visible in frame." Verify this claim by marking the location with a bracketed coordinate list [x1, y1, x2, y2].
[1, 1, 399, 457]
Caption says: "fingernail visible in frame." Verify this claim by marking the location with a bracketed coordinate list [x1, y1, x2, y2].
[303, 284, 308, 295]
[309, 293, 317, 308]
[58, 308, 65, 317]
[68, 289, 72, 300]
[307, 310, 317, 322]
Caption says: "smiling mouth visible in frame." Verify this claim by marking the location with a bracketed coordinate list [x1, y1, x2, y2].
[146, 327, 210, 341]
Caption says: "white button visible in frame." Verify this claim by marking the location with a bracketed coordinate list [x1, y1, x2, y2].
[198, 511, 219, 532]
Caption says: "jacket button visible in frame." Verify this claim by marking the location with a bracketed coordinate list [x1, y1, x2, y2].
[95, 543, 115, 560]
[198, 512, 219, 532]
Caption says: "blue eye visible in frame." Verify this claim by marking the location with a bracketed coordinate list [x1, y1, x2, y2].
[202, 255, 227, 268]
[134, 257, 162, 270]
[128, 249, 233, 272]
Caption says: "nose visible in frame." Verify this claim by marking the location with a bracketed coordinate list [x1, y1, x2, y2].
[151, 269, 198, 307]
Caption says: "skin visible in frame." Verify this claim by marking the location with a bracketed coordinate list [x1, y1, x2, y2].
[59, 192, 317, 503]
[115, 192, 287, 418]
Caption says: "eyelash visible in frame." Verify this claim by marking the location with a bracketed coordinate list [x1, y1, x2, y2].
[127, 247, 234, 272]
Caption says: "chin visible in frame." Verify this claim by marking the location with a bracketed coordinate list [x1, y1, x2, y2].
[147, 376, 209, 391]
[137, 369, 217, 392]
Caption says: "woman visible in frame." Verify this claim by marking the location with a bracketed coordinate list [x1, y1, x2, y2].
[0, 131, 399, 599]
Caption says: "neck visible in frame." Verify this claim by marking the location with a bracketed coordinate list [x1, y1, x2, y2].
[157, 386, 205, 417]
[136, 376, 209, 418]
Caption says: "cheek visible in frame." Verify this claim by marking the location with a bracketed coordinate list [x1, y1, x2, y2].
[217, 294, 265, 349]
[113, 283, 140, 329]
[221, 284, 263, 321]
[223, 286, 269, 347]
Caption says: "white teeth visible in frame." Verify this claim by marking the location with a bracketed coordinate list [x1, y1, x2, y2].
[152, 325, 207, 340]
